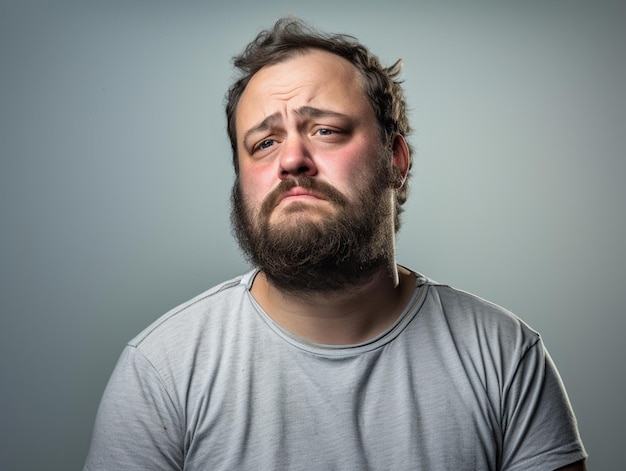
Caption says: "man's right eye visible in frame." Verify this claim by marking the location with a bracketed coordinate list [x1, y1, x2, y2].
[257, 139, 275, 151]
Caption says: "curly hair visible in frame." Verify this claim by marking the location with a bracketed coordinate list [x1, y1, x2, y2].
[225, 17, 413, 227]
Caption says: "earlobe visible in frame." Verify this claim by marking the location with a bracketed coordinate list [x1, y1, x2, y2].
[391, 134, 410, 188]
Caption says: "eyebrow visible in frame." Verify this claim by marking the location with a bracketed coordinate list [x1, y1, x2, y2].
[241, 106, 350, 148]
[295, 106, 349, 121]
[242, 112, 281, 148]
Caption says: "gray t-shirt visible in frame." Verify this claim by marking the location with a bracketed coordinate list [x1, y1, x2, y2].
[84, 270, 586, 470]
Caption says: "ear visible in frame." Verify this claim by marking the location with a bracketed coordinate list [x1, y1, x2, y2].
[391, 134, 410, 188]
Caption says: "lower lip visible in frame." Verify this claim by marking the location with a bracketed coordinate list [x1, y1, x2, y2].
[274, 195, 328, 211]
[280, 194, 323, 203]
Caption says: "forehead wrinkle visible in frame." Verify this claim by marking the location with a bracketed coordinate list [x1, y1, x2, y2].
[238, 53, 366, 147]
[262, 80, 315, 104]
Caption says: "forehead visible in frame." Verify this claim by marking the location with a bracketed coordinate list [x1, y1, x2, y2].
[235, 49, 371, 136]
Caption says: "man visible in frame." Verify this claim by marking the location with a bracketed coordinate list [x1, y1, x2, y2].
[84, 17, 587, 470]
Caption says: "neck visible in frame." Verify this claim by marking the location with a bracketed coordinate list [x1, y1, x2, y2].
[249, 264, 416, 345]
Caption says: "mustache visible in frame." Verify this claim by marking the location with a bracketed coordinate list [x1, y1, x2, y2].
[260, 176, 348, 218]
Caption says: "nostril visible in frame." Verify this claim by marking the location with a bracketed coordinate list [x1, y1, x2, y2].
[277, 145, 317, 179]
[281, 165, 311, 178]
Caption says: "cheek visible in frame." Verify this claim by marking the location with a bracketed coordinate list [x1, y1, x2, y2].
[322, 144, 378, 189]
[239, 166, 274, 210]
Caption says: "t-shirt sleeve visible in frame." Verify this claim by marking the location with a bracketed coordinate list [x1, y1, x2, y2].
[500, 340, 587, 470]
[83, 346, 184, 471]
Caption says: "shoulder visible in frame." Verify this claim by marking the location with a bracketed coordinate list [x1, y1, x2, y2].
[127, 272, 253, 356]
[416, 277, 542, 363]
[425, 278, 539, 335]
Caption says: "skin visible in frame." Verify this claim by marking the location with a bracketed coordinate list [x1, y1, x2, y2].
[235, 49, 412, 345]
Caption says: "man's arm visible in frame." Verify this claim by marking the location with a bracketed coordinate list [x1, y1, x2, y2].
[499, 340, 587, 469]
[84, 346, 183, 470]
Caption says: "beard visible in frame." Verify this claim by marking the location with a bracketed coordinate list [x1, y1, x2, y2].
[230, 153, 397, 293]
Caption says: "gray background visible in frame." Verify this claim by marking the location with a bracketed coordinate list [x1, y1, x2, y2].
[1, 1, 623, 469]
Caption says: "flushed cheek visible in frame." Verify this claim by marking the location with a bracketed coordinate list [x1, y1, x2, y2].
[239, 166, 275, 210]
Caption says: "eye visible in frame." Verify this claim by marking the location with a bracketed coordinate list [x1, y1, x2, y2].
[315, 128, 335, 136]
[313, 126, 347, 143]
[256, 138, 275, 151]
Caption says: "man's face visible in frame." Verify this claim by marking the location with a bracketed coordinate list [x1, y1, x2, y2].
[231, 49, 398, 291]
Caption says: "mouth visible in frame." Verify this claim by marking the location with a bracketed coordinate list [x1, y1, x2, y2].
[259, 177, 346, 219]
[278, 187, 327, 204]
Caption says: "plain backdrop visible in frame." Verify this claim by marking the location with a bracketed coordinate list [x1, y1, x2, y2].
[1, 1, 624, 469]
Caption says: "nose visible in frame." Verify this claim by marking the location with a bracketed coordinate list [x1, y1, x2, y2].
[278, 136, 317, 179]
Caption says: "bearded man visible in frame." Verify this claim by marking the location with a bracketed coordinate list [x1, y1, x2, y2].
[84, 17, 587, 471]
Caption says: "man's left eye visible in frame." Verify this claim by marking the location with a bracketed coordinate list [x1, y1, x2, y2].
[316, 128, 334, 136]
